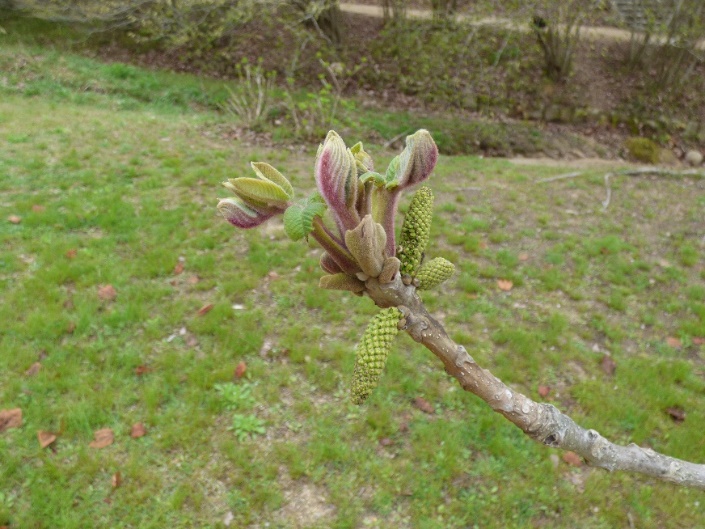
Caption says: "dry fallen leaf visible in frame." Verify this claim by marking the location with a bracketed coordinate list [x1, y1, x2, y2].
[0, 408, 22, 432]
[379, 437, 393, 447]
[134, 365, 151, 376]
[666, 336, 682, 348]
[538, 385, 551, 398]
[234, 361, 247, 379]
[37, 430, 57, 449]
[7, 215, 21, 224]
[130, 422, 147, 438]
[174, 261, 185, 275]
[497, 279, 513, 291]
[32, 204, 46, 212]
[25, 362, 42, 377]
[267, 271, 280, 280]
[89, 428, 114, 449]
[518, 252, 530, 262]
[562, 451, 583, 467]
[412, 397, 434, 414]
[666, 406, 686, 423]
[693, 337, 705, 346]
[65, 248, 77, 259]
[600, 355, 617, 376]
[197, 303, 214, 316]
[187, 275, 200, 285]
[112, 471, 122, 488]
[98, 284, 117, 301]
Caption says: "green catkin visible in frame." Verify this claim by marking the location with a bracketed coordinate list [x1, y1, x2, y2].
[414, 257, 455, 290]
[397, 186, 434, 276]
[351, 307, 403, 405]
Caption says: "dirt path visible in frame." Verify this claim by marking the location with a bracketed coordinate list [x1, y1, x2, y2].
[340, 3, 705, 48]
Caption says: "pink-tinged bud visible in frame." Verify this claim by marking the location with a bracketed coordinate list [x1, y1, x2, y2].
[315, 131, 360, 232]
[395, 129, 438, 189]
[217, 197, 274, 229]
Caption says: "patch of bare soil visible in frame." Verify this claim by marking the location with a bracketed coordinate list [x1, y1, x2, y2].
[271, 469, 336, 528]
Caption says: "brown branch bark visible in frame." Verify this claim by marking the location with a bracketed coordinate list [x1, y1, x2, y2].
[364, 275, 705, 490]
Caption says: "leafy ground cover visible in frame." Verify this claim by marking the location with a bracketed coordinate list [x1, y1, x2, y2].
[1, 42, 704, 528]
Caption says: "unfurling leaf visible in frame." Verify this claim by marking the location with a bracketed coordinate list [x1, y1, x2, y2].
[250, 162, 294, 199]
[350, 141, 374, 173]
[315, 131, 360, 230]
[283, 195, 326, 241]
[319, 273, 366, 293]
[393, 130, 438, 190]
[224, 178, 290, 208]
[217, 197, 274, 229]
[397, 186, 434, 276]
[351, 308, 402, 405]
[344, 215, 387, 278]
[414, 257, 455, 290]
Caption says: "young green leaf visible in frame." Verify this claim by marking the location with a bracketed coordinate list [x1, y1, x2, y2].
[283, 195, 327, 241]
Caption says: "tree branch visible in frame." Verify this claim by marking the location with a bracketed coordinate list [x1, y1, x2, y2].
[364, 275, 705, 490]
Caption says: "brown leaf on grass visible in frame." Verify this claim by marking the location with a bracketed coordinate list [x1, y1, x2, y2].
[65, 248, 77, 259]
[666, 336, 682, 348]
[234, 361, 247, 379]
[693, 337, 705, 346]
[25, 362, 42, 377]
[518, 252, 530, 262]
[379, 437, 393, 447]
[111, 471, 122, 488]
[32, 204, 46, 212]
[412, 397, 434, 414]
[538, 385, 551, 398]
[185, 334, 198, 347]
[600, 355, 617, 376]
[130, 422, 147, 439]
[197, 303, 214, 316]
[666, 406, 686, 423]
[134, 365, 151, 376]
[0, 408, 22, 432]
[562, 451, 583, 467]
[497, 279, 513, 291]
[7, 215, 21, 224]
[89, 428, 114, 449]
[174, 261, 185, 275]
[37, 430, 57, 448]
[267, 271, 280, 280]
[98, 284, 117, 301]
[187, 275, 200, 285]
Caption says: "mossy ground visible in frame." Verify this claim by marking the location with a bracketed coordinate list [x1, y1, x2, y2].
[1, 38, 704, 529]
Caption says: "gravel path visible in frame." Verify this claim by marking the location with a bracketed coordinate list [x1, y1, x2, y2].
[340, 3, 705, 49]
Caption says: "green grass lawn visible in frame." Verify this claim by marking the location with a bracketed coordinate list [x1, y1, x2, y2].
[1, 38, 705, 529]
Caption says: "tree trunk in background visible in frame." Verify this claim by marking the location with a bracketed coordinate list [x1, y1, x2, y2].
[291, 0, 344, 47]
[431, 0, 458, 20]
[316, 0, 343, 46]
